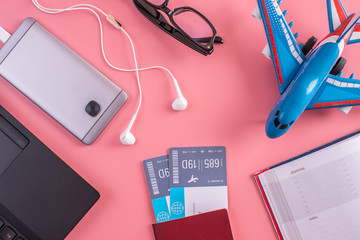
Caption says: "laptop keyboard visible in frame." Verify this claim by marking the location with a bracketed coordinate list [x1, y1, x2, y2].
[0, 217, 26, 240]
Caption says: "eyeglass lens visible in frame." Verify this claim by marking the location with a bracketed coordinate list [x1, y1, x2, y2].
[173, 9, 213, 45]
[145, 0, 166, 6]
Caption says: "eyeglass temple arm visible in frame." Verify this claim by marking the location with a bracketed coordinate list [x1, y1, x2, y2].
[193, 36, 223, 44]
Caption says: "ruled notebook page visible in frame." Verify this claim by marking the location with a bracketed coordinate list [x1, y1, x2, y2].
[258, 134, 360, 240]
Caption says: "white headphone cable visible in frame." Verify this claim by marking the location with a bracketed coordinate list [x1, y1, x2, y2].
[32, 0, 187, 145]
[32, 0, 186, 101]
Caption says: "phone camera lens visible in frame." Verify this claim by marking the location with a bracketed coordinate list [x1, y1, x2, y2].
[85, 101, 101, 117]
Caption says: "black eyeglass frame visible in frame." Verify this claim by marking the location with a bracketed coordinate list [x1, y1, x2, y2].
[133, 0, 222, 55]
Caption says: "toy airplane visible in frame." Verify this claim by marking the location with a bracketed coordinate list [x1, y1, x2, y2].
[253, 0, 360, 138]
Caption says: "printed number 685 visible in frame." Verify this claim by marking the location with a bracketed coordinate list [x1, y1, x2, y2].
[204, 158, 220, 168]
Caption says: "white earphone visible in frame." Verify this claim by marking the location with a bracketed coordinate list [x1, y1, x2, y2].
[32, 0, 187, 145]
[120, 114, 137, 145]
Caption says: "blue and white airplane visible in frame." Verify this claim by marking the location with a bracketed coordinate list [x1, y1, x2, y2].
[253, 0, 360, 138]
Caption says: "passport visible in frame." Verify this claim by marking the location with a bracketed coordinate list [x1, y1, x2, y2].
[152, 209, 233, 240]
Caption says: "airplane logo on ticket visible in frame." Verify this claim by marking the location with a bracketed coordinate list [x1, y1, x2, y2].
[188, 175, 199, 183]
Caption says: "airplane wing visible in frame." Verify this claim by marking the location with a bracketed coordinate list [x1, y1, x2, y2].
[307, 74, 360, 110]
[255, 0, 306, 94]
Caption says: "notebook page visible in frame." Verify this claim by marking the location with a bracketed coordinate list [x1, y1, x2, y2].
[259, 134, 360, 240]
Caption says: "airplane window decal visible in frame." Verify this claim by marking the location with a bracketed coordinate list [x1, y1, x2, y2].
[326, 77, 360, 88]
[280, 19, 303, 64]
[274, 118, 280, 127]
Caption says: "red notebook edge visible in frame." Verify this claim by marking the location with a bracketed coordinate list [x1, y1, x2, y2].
[254, 169, 284, 240]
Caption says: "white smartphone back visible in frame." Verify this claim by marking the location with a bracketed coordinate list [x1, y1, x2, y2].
[0, 18, 127, 144]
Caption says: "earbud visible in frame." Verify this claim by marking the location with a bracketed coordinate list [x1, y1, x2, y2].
[171, 78, 187, 111]
[120, 114, 137, 145]
[172, 96, 188, 111]
[120, 131, 136, 145]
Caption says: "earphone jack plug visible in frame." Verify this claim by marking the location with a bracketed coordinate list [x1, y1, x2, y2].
[106, 15, 122, 29]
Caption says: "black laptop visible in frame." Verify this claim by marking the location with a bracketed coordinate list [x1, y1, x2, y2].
[0, 106, 100, 240]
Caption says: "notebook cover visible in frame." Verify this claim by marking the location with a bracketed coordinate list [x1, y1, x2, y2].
[253, 130, 360, 240]
[152, 209, 233, 240]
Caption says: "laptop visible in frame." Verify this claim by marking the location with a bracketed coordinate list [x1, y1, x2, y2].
[0, 105, 100, 240]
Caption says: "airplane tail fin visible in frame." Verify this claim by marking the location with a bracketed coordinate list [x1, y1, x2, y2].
[337, 12, 360, 44]
[328, 0, 360, 44]
[348, 23, 360, 44]
[327, 0, 348, 33]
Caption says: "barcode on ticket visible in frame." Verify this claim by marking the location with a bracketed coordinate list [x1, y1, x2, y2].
[172, 150, 179, 184]
[147, 161, 160, 195]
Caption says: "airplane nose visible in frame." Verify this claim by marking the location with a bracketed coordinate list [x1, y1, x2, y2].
[265, 117, 287, 138]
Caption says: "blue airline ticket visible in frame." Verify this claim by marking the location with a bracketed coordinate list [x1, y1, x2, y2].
[169, 146, 228, 220]
[143, 155, 171, 223]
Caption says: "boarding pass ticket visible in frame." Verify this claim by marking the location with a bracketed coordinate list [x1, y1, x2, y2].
[143, 155, 171, 223]
[169, 146, 228, 220]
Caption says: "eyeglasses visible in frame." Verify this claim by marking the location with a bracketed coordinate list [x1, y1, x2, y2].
[133, 0, 223, 55]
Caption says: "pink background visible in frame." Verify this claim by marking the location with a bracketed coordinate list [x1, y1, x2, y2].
[0, 0, 360, 239]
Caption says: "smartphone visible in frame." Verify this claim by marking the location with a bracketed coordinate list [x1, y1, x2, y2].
[0, 18, 127, 144]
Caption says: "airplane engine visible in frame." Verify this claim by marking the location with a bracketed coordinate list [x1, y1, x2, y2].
[337, 106, 352, 114]
[252, 6, 261, 21]
[262, 44, 271, 59]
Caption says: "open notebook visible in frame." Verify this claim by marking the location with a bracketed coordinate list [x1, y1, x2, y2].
[255, 131, 360, 240]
